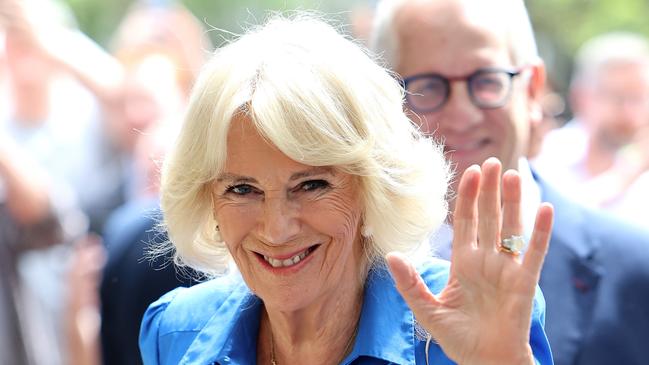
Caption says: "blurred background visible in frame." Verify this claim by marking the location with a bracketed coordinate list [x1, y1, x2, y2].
[63, 0, 649, 122]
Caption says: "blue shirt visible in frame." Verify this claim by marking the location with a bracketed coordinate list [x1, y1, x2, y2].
[140, 258, 553, 364]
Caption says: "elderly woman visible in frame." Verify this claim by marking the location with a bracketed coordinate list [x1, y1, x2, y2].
[139, 16, 554, 365]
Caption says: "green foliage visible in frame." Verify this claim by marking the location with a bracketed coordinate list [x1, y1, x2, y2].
[529, 0, 649, 53]
[63, 0, 132, 45]
[528, 0, 649, 92]
[62, 0, 355, 47]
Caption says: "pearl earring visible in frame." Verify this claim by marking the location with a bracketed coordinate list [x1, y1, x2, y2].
[214, 225, 222, 242]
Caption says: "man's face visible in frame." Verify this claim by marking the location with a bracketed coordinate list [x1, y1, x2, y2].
[393, 1, 541, 197]
[579, 62, 649, 149]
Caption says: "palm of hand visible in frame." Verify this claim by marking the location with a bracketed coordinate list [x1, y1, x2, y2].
[387, 158, 553, 365]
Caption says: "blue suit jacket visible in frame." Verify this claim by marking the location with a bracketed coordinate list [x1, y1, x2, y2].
[537, 176, 649, 365]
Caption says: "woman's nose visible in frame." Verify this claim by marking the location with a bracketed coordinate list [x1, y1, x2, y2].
[256, 196, 301, 245]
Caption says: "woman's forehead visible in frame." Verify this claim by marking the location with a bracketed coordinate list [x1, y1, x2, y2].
[223, 118, 324, 180]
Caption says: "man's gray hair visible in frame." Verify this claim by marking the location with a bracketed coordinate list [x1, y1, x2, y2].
[370, 0, 540, 70]
[572, 32, 649, 87]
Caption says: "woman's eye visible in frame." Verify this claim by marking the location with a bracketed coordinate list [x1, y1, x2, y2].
[298, 180, 330, 192]
[226, 184, 255, 195]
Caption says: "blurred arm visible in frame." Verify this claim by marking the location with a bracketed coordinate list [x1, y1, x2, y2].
[2, 0, 125, 111]
[0, 137, 51, 225]
[0, 137, 63, 250]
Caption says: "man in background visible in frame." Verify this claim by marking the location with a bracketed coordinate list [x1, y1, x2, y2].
[534, 32, 649, 227]
[371, 1, 649, 364]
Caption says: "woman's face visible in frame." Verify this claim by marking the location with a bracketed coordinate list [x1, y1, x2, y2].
[212, 115, 365, 311]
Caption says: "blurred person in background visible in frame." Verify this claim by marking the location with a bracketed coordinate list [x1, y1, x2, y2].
[104, 0, 208, 203]
[2, 0, 113, 234]
[0, 135, 67, 365]
[3, 0, 208, 234]
[370, 1, 649, 364]
[1, 3, 90, 364]
[533, 32, 649, 227]
[98, 4, 209, 363]
[100, 176, 196, 364]
[3, 0, 208, 363]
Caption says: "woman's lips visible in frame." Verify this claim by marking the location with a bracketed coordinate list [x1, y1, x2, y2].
[258, 245, 319, 268]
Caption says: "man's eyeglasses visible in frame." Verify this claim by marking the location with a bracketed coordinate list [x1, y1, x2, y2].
[402, 67, 527, 113]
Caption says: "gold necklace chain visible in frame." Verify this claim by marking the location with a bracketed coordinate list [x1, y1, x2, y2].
[269, 323, 359, 365]
[270, 333, 277, 365]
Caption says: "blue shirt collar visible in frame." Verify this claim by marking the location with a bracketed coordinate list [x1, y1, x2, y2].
[180, 265, 434, 365]
[343, 266, 418, 364]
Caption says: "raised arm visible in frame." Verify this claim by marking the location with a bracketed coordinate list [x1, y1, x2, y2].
[0, 136, 51, 225]
[1, 0, 124, 105]
[0, 136, 64, 250]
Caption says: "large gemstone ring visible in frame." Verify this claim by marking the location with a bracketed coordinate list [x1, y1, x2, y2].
[499, 235, 525, 255]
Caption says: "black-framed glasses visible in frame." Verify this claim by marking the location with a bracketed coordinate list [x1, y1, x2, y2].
[402, 67, 526, 113]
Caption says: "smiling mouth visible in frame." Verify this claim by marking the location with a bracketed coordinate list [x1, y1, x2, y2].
[262, 245, 318, 268]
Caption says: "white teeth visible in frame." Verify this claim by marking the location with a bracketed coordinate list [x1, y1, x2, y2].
[263, 248, 311, 268]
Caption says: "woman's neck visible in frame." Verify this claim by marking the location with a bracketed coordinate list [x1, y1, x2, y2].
[257, 271, 365, 365]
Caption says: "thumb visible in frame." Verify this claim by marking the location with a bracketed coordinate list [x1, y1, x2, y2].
[386, 252, 441, 317]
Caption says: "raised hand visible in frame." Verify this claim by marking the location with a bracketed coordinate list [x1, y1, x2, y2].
[387, 157, 553, 365]
[1, 0, 40, 46]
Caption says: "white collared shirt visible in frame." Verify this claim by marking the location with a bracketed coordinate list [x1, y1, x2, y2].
[430, 158, 542, 260]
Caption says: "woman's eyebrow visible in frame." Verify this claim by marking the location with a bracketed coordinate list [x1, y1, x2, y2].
[216, 167, 335, 184]
[215, 173, 258, 184]
[289, 167, 335, 181]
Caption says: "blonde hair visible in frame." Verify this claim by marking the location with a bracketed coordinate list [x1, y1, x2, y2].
[160, 14, 450, 276]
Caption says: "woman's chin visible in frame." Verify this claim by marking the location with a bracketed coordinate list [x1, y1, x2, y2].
[258, 287, 317, 313]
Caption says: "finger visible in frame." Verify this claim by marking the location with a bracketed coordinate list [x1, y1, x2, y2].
[500, 169, 523, 245]
[477, 158, 502, 251]
[451, 164, 481, 253]
[386, 252, 441, 313]
[522, 203, 553, 276]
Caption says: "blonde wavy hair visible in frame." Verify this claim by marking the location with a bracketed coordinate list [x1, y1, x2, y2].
[160, 14, 450, 277]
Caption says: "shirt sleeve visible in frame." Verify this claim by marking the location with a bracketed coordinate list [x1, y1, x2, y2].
[530, 285, 554, 365]
[139, 288, 184, 365]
